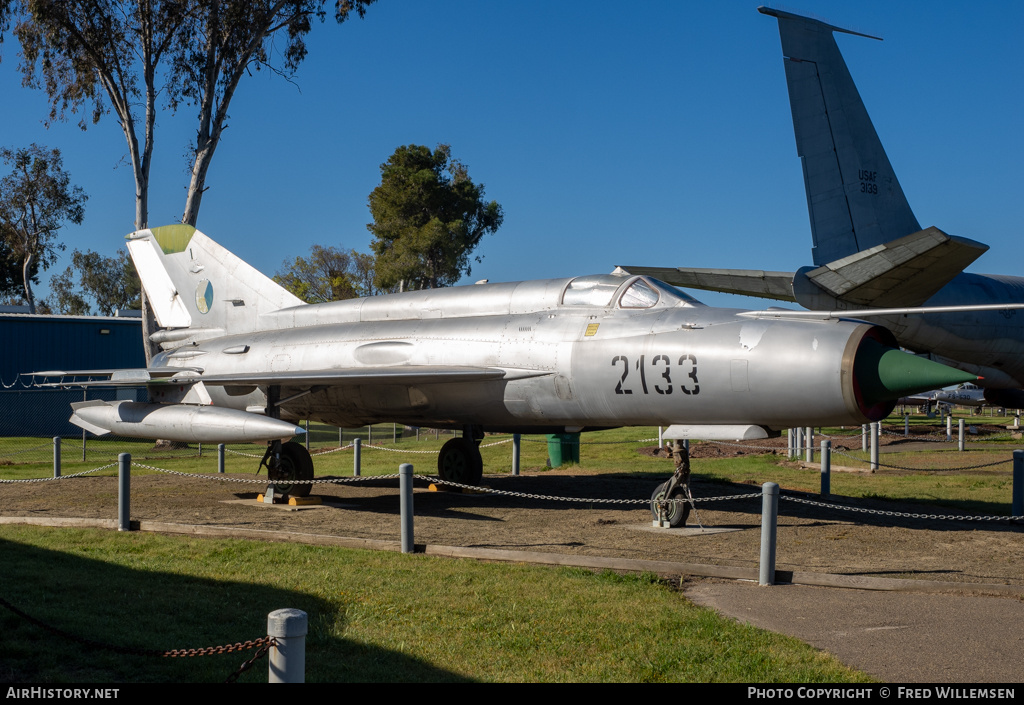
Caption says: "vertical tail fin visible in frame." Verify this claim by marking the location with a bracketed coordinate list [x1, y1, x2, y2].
[759, 7, 921, 265]
[126, 225, 302, 338]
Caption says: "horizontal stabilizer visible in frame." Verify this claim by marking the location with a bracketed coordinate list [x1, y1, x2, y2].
[617, 266, 797, 302]
[803, 227, 988, 306]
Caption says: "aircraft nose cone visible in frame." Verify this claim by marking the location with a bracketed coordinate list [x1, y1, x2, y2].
[855, 337, 978, 412]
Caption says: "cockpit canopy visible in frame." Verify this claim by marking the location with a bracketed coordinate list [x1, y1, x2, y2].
[560, 274, 703, 309]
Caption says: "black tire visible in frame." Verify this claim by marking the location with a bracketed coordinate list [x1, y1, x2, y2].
[270, 441, 314, 497]
[437, 437, 484, 486]
[650, 481, 690, 527]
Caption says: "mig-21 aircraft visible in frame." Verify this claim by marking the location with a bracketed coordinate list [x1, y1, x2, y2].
[32, 224, 978, 525]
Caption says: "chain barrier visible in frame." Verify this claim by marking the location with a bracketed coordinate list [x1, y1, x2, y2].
[224, 448, 265, 458]
[781, 493, 1024, 523]
[0, 442, 53, 458]
[421, 474, 760, 505]
[829, 447, 1012, 472]
[0, 463, 117, 483]
[0, 592, 276, 682]
[518, 436, 658, 445]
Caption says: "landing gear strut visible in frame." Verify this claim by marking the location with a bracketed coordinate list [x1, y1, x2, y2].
[260, 440, 314, 498]
[650, 440, 693, 527]
[437, 426, 484, 486]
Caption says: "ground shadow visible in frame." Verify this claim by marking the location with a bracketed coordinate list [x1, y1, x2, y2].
[0, 532, 472, 683]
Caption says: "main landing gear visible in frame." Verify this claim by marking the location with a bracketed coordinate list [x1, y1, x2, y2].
[260, 440, 314, 498]
[437, 427, 484, 486]
[650, 439, 694, 528]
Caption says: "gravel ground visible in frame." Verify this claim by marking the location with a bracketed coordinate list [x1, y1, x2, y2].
[3, 452, 1022, 588]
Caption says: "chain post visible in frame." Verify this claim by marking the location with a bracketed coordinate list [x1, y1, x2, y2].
[820, 439, 830, 497]
[400, 463, 414, 553]
[218, 443, 225, 474]
[267, 609, 307, 683]
[353, 437, 361, 476]
[53, 436, 61, 478]
[870, 422, 879, 471]
[512, 434, 521, 476]
[1013, 450, 1023, 518]
[118, 453, 131, 531]
[759, 482, 779, 586]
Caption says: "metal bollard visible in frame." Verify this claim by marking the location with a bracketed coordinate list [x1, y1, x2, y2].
[787, 429, 794, 459]
[870, 422, 879, 471]
[353, 437, 361, 476]
[658, 426, 663, 447]
[304, 420, 309, 451]
[820, 440, 831, 497]
[53, 436, 61, 478]
[759, 482, 779, 586]
[805, 427, 813, 463]
[1013, 450, 1023, 517]
[904, 414, 910, 437]
[958, 419, 965, 452]
[118, 453, 131, 531]
[218, 443, 225, 474]
[339, 426, 344, 447]
[267, 609, 307, 683]
[946, 415, 953, 442]
[861, 424, 868, 452]
[794, 427, 803, 459]
[400, 463, 414, 553]
[512, 434, 521, 476]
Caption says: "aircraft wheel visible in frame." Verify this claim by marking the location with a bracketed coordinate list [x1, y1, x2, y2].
[437, 437, 484, 486]
[270, 441, 314, 497]
[650, 481, 690, 527]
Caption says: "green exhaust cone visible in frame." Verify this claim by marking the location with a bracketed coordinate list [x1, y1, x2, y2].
[855, 338, 978, 406]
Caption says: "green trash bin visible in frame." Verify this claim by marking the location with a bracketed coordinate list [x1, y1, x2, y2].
[546, 433, 581, 467]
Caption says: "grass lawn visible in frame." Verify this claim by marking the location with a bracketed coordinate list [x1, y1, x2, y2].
[0, 525, 872, 683]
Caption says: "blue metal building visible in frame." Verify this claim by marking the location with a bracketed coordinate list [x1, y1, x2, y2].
[0, 313, 145, 437]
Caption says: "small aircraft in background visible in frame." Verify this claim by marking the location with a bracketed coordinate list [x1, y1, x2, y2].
[31, 224, 975, 526]
[622, 7, 1024, 409]
[933, 384, 987, 409]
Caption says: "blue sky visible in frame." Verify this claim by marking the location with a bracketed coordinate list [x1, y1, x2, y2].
[1, 0, 1021, 311]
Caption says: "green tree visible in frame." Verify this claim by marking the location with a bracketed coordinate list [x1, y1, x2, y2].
[0, 144, 86, 313]
[46, 249, 141, 315]
[274, 244, 390, 303]
[2, 0, 375, 229]
[368, 144, 504, 292]
[2, 0, 374, 355]
[0, 236, 39, 300]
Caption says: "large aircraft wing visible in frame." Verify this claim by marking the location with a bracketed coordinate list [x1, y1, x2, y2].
[621, 227, 988, 308]
[616, 266, 797, 302]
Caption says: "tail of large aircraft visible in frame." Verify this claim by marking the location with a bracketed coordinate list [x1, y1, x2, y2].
[621, 7, 990, 309]
[759, 6, 922, 265]
[126, 225, 302, 345]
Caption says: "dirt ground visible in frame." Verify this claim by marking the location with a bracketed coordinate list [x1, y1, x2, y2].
[3, 433, 1022, 590]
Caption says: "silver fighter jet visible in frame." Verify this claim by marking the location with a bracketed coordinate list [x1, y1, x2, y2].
[624, 7, 1024, 409]
[34, 225, 976, 526]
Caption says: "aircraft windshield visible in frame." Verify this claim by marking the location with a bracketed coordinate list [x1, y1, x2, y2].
[646, 278, 704, 307]
[561, 275, 624, 307]
[619, 278, 659, 308]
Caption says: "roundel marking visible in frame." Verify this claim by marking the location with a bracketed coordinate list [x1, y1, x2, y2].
[196, 279, 213, 314]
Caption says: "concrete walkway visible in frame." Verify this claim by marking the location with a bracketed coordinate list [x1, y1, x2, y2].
[685, 580, 1024, 683]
